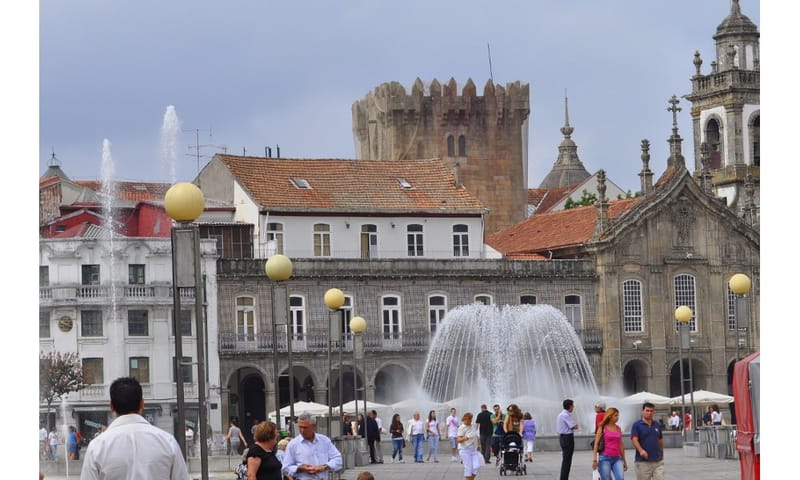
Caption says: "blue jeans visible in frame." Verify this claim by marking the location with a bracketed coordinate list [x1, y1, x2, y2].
[412, 433, 424, 461]
[598, 453, 625, 480]
[427, 435, 439, 460]
[392, 438, 404, 460]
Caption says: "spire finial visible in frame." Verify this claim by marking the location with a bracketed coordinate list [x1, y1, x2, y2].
[560, 90, 574, 138]
[667, 94, 682, 133]
[731, 0, 741, 15]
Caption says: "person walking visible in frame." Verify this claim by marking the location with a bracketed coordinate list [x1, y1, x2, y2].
[245, 420, 282, 480]
[48, 427, 59, 461]
[407, 411, 426, 463]
[594, 401, 607, 433]
[456, 412, 482, 480]
[80, 376, 190, 479]
[363, 411, 380, 464]
[281, 412, 342, 480]
[521, 412, 536, 463]
[474, 404, 493, 465]
[591, 407, 628, 480]
[556, 398, 579, 480]
[225, 419, 248, 456]
[490, 404, 505, 464]
[630, 402, 664, 480]
[185, 425, 196, 458]
[389, 413, 405, 463]
[67, 426, 79, 460]
[371, 410, 385, 463]
[445, 407, 460, 462]
[425, 409, 441, 462]
[503, 404, 524, 436]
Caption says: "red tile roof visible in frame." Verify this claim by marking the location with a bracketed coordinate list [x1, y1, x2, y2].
[486, 197, 643, 255]
[215, 155, 487, 214]
[74, 180, 172, 202]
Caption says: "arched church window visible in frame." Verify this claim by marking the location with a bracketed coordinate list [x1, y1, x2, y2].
[705, 118, 723, 168]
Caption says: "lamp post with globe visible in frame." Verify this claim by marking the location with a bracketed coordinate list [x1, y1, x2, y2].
[265, 254, 293, 432]
[165, 181, 209, 480]
[675, 305, 695, 440]
[729, 273, 752, 362]
[349, 316, 367, 420]
[324, 288, 345, 435]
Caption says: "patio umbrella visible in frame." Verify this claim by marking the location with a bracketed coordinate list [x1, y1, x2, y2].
[267, 400, 331, 421]
[618, 391, 672, 407]
[670, 389, 734, 406]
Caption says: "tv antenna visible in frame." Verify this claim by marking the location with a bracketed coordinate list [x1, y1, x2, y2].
[184, 128, 227, 174]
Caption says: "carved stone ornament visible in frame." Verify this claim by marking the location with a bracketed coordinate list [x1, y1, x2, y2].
[58, 315, 73, 332]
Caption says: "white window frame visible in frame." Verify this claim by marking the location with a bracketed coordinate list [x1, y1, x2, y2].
[313, 223, 331, 257]
[452, 224, 469, 257]
[428, 294, 447, 334]
[673, 274, 698, 332]
[622, 280, 644, 333]
[564, 295, 582, 332]
[290, 295, 305, 340]
[381, 295, 402, 340]
[266, 222, 284, 255]
[236, 296, 256, 340]
[474, 294, 493, 305]
[519, 294, 537, 305]
[407, 224, 424, 257]
[341, 295, 354, 340]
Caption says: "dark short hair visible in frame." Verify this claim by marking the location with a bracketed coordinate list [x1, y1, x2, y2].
[563, 399, 574, 410]
[110, 377, 143, 415]
[642, 402, 655, 410]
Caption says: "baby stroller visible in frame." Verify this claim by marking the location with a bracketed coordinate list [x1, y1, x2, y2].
[498, 432, 526, 476]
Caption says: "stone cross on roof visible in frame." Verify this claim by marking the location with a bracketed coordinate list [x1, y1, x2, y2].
[667, 94, 681, 132]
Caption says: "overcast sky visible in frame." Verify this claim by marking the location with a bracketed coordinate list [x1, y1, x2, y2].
[39, 1, 760, 193]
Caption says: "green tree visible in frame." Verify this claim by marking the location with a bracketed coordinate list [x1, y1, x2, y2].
[40, 351, 86, 430]
[564, 189, 598, 209]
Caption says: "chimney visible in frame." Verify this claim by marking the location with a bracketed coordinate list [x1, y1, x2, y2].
[276, 145, 280, 158]
[453, 161, 462, 188]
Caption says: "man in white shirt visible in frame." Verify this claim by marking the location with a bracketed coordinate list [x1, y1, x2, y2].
[445, 408, 460, 462]
[282, 412, 343, 480]
[80, 376, 190, 480]
[669, 411, 681, 431]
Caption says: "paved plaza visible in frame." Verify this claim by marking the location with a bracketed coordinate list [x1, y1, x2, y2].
[41, 447, 740, 480]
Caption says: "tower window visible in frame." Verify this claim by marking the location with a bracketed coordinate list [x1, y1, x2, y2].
[458, 135, 466, 156]
[447, 135, 455, 157]
[704, 118, 723, 169]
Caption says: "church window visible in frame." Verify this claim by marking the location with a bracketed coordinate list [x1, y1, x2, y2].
[458, 135, 466, 156]
[622, 280, 644, 332]
[447, 135, 455, 157]
[673, 274, 697, 332]
[704, 118, 723, 168]
[750, 115, 760, 167]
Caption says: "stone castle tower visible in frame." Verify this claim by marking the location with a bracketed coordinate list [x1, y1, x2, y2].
[685, 0, 759, 226]
[352, 77, 530, 234]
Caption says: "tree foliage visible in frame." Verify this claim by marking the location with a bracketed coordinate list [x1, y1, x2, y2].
[40, 351, 86, 430]
[564, 189, 598, 209]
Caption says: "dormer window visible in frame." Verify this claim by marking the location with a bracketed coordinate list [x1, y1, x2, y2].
[397, 178, 413, 189]
[291, 178, 312, 189]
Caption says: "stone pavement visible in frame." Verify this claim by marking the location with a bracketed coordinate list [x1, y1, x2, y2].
[41, 448, 740, 480]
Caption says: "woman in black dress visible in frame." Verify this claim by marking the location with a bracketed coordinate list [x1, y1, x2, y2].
[246, 420, 282, 480]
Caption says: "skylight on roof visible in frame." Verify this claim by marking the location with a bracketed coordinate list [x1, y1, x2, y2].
[397, 178, 413, 189]
[132, 185, 147, 191]
[291, 178, 312, 189]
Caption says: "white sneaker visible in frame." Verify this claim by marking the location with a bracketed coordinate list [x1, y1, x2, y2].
[399, 459, 405, 463]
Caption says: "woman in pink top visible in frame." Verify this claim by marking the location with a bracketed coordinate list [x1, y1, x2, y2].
[591, 407, 628, 479]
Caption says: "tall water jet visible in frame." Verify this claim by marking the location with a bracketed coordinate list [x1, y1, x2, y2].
[160, 105, 181, 184]
[61, 396, 70, 477]
[101, 139, 118, 323]
[420, 304, 599, 434]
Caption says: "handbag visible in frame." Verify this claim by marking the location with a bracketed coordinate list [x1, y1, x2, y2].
[590, 426, 605, 453]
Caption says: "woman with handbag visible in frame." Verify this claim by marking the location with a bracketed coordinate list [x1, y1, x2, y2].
[591, 407, 627, 480]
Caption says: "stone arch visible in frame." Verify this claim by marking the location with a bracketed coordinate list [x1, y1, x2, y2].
[373, 362, 416, 404]
[223, 365, 268, 443]
[622, 359, 650, 394]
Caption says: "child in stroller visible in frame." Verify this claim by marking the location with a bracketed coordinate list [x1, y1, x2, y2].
[498, 431, 527, 476]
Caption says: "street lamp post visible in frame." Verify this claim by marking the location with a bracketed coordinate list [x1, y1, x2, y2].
[165, 182, 209, 480]
[675, 305, 694, 441]
[324, 288, 345, 436]
[729, 273, 752, 362]
[349, 316, 366, 423]
[265, 254, 293, 433]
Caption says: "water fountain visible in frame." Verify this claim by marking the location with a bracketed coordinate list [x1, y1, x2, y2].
[160, 105, 181, 184]
[61, 396, 70, 477]
[420, 303, 600, 434]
